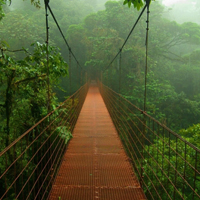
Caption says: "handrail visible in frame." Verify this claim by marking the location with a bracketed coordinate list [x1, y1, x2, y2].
[0, 82, 89, 200]
[98, 81, 200, 200]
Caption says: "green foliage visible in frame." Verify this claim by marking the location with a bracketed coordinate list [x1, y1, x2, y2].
[0, 42, 68, 147]
[56, 126, 73, 144]
[49, 0, 200, 133]
[29, 0, 41, 8]
[123, 0, 144, 9]
[0, 0, 200, 198]
[0, 12, 44, 51]
[143, 136, 200, 199]
[123, 0, 152, 9]
[0, 0, 95, 98]
[0, 0, 6, 20]
[0, 0, 40, 21]
[179, 123, 200, 148]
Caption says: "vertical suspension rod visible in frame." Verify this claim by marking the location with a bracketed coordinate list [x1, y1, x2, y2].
[101, 71, 103, 92]
[69, 48, 72, 95]
[141, 0, 150, 189]
[45, 0, 50, 112]
[144, 1, 150, 112]
[77, 61, 80, 87]
[119, 48, 122, 94]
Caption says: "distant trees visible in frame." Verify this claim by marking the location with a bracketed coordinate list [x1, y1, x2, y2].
[0, 0, 200, 144]
[0, 0, 200, 199]
[0, 0, 40, 20]
[63, 0, 200, 132]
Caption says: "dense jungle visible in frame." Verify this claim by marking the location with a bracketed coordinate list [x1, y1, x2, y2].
[0, 0, 200, 148]
[0, 0, 200, 199]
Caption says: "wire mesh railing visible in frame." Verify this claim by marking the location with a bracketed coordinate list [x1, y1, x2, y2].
[98, 81, 200, 200]
[0, 82, 89, 200]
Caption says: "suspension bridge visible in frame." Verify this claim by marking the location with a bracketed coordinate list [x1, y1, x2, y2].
[0, 0, 200, 200]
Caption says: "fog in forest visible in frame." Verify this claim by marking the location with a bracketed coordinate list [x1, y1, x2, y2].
[0, 0, 200, 137]
[0, 0, 200, 145]
[0, 0, 200, 128]
[0, 1, 200, 199]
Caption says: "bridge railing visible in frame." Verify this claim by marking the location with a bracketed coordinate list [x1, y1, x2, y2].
[98, 81, 200, 200]
[0, 82, 89, 200]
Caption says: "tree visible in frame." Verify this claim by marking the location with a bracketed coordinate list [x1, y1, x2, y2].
[0, 0, 40, 21]
[0, 42, 68, 148]
[179, 123, 200, 148]
[65, 0, 200, 132]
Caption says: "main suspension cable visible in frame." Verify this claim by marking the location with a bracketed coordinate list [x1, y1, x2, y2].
[103, 4, 147, 72]
[46, 4, 85, 72]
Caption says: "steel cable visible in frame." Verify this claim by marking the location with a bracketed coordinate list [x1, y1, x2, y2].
[46, 4, 85, 72]
[99, 82, 200, 200]
[104, 4, 147, 72]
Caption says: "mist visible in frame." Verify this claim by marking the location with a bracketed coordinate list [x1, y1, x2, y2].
[161, 0, 200, 24]
[0, 0, 200, 142]
[0, 1, 200, 199]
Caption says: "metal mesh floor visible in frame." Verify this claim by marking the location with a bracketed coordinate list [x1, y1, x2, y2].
[48, 83, 146, 200]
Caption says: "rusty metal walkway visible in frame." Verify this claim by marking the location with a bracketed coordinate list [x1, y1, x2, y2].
[49, 83, 146, 200]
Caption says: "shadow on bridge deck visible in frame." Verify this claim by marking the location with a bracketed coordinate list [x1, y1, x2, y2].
[48, 82, 146, 200]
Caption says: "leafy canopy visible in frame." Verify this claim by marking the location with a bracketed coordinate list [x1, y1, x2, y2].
[123, 0, 151, 10]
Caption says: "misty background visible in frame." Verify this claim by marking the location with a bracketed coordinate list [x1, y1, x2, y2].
[1, 1, 200, 199]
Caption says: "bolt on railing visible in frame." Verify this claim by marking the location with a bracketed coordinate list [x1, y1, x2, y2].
[98, 81, 200, 200]
[0, 83, 89, 200]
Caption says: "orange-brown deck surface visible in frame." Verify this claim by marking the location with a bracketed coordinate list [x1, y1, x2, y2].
[48, 84, 146, 200]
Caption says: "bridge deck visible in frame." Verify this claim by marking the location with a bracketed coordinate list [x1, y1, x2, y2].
[49, 84, 146, 200]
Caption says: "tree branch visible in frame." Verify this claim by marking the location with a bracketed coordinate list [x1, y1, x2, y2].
[163, 50, 184, 60]
[160, 34, 189, 50]
[14, 74, 46, 86]
[6, 48, 31, 55]
[157, 53, 184, 63]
